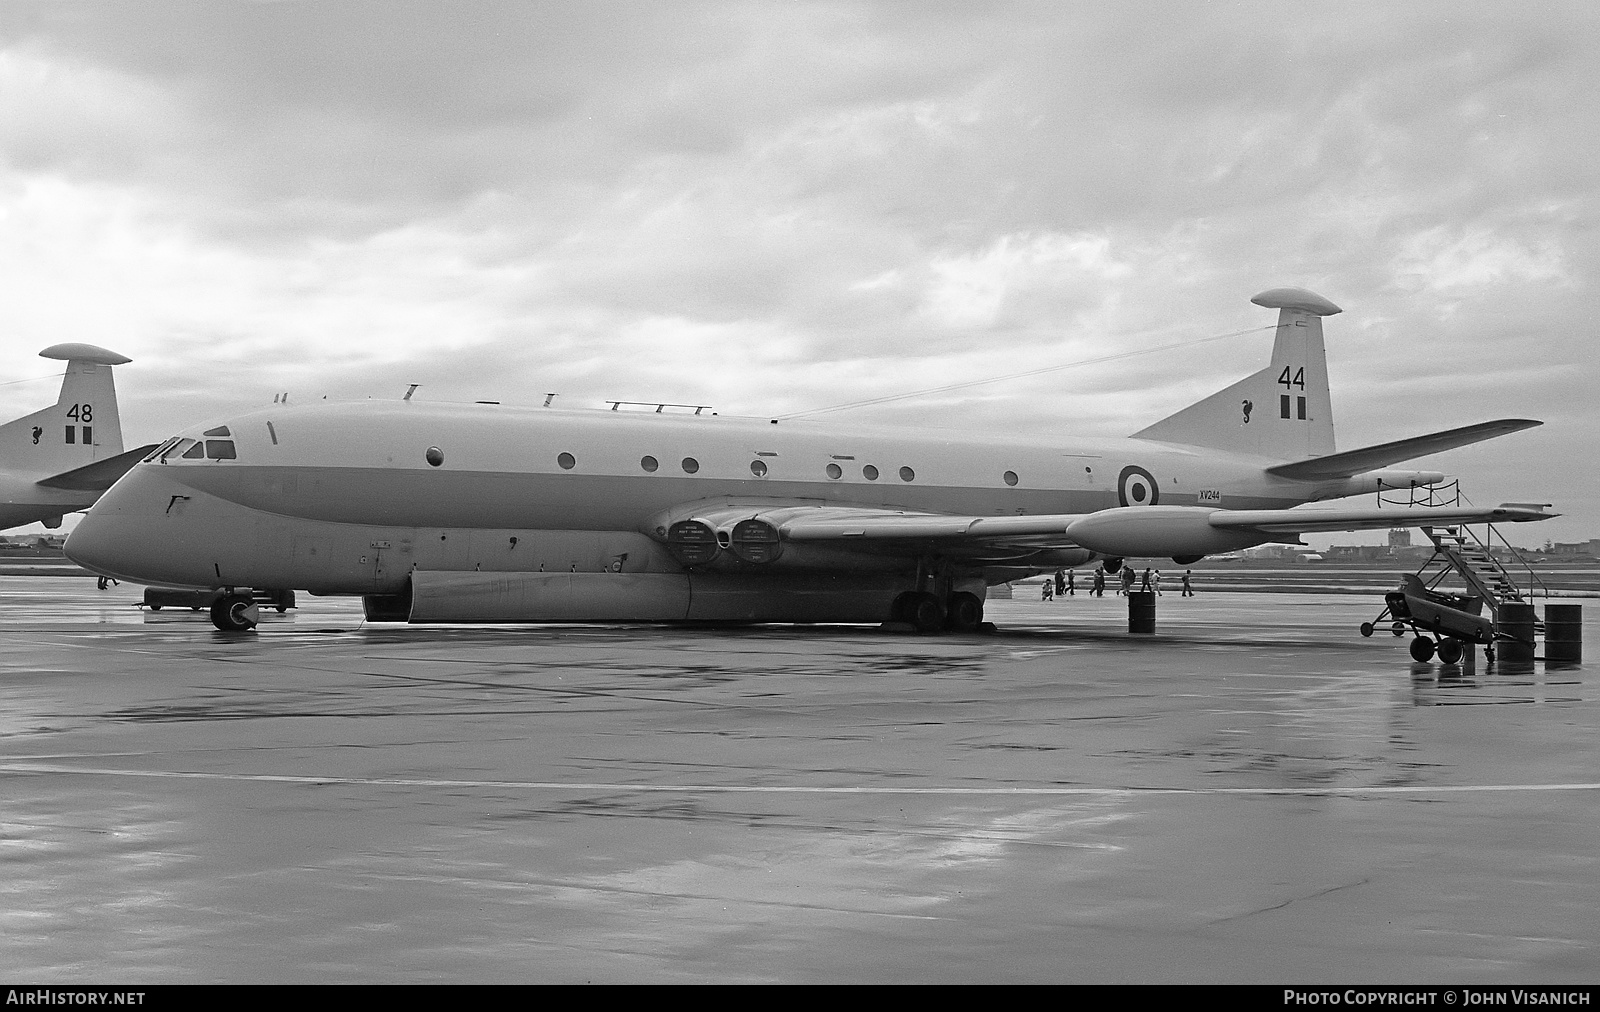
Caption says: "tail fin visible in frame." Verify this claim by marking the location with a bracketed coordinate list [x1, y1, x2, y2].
[1131, 288, 1339, 460]
[0, 344, 130, 479]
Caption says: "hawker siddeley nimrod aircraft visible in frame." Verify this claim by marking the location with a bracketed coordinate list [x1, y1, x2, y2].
[0, 345, 155, 532]
[65, 288, 1555, 632]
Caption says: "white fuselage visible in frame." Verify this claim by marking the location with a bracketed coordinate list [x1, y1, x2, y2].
[67, 399, 1349, 598]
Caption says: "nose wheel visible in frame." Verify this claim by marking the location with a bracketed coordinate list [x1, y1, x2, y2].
[209, 593, 259, 632]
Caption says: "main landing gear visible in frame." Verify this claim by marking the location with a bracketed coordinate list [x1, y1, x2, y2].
[890, 590, 987, 634]
[209, 592, 260, 632]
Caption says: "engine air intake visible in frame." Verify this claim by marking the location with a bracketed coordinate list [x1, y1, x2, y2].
[729, 519, 783, 564]
[666, 520, 720, 567]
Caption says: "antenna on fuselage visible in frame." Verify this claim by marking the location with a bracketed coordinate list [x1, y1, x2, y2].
[543, 393, 557, 407]
[403, 384, 419, 402]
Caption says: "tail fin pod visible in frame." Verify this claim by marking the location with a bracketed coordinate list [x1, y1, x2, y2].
[1131, 288, 1338, 460]
[0, 344, 129, 478]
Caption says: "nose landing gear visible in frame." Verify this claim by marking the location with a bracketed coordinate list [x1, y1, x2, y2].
[209, 592, 259, 632]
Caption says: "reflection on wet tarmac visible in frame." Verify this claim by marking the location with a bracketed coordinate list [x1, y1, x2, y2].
[1, 577, 1597, 982]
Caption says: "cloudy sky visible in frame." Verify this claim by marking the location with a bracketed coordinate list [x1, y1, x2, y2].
[1, 0, 1595, 545]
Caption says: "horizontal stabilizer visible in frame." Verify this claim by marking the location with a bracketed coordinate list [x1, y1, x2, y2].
[34, 443, 160, 492]
[1265, 419, 1541, 481]
[1210, 502, 1557, 535]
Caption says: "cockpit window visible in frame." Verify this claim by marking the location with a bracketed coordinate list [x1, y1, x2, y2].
[203, 426, 231, 437]
[158, 438, 198, 462]
[180, 441, 205, 459]
[144, 437, 180, 462]
[205, 440, 236, 460]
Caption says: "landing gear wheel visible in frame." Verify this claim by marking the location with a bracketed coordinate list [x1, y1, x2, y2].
[945, 592, 983, 633]
[908, 592, 946, 635]
[1391, 622, 1406, 637]
[1409, 637, 1436, 663]
[1436, 639, 1464, 665]
[209, 594, 259, 632]
[1359, 622, 1375, 638]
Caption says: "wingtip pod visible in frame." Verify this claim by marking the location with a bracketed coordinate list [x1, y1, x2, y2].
[1493, 503, 1559, 521]
[1250, 288, 1341, 316]
[39, 343, 132, 366]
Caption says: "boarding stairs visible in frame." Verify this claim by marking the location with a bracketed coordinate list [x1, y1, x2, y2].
[1362, 481, 1554, 661]
[1417, 525, 1540, 629]
[1375, 478, 1546, 624]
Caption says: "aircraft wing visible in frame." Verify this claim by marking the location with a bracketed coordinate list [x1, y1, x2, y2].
[655, 499, 1556, 568]
[1264, 419, 1541, 481]
[1208, 502, 1558, 535]
[33, 444, 162, 492]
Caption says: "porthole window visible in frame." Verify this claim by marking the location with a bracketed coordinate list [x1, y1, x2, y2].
[557, 452, 575, 470]
[1003, 470, 1019, 486]
[425, 446, 444, 467]
[825, 463, 842, 480]
[641, 455, 659, 472]
[750, 460, 768, 477]
[899, 466, 915, 482]
[862, 464, 879, 481]
[682, 457, 699, 474]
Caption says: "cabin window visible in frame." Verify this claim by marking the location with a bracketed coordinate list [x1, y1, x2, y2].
[557, 452, 576, 470]
[681, 457, 699, 474]
[425, 446, 444, 467]
[640, 455, 659, 472]
[203, 426, 231, 437]
[749, 460, 768, 477]
[205, 440, 236, 460]
[181, 441, 205, 459]
[899, 466, 915, 482]
[1003, 470, 1019, 486]
[825, 463, 842, 480]
[862, 465, 879, 481]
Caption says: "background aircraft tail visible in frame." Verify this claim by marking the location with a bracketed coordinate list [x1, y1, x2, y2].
[0, 343, 130, 479]
[1131, 288, 1339, 461]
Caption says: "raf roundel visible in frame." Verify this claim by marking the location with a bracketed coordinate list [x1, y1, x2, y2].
[1117, 464, 1159, 507]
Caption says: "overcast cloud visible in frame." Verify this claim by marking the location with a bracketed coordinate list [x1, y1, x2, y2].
[1, 0, 1594, 544]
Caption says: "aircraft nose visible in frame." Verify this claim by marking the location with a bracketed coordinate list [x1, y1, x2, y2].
[65, 465, 201, 585]
[64, 508, 142, 582]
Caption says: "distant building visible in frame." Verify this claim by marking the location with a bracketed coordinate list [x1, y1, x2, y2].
[1551, 541, 1599, 558]
[1387, 528, 1411, 548]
